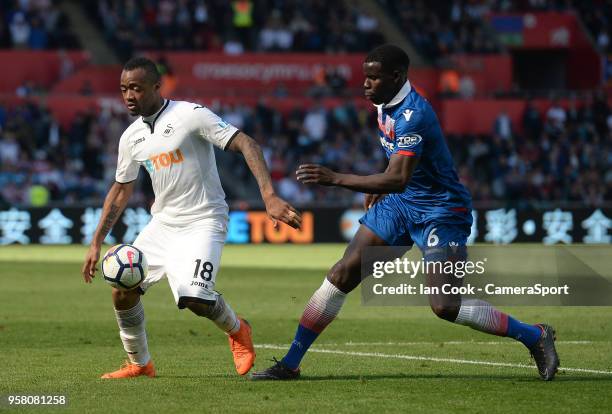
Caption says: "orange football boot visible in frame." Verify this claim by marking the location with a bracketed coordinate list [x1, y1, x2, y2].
[101, 360, 156, 379]
[228, 318, 255, 375]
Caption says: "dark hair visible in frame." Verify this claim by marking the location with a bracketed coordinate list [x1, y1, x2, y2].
[365, 44, 410, 74]
[123, 57, 161, 84]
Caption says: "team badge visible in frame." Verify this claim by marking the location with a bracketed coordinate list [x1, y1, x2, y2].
[162, 124, 174, 137]
[384, 117, 395, 139]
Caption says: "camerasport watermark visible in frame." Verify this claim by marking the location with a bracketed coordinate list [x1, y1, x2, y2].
[372, 282, 570, 296]
[360, 245, 612, 306]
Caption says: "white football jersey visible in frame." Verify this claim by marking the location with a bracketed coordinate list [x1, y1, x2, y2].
[115, 100, 239, 226]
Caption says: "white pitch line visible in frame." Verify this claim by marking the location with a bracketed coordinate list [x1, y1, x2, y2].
[257, 344, 612, 376]
[337, 340, 594, 346]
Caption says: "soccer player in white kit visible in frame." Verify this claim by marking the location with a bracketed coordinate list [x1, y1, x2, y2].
[81, 57, 302, 379]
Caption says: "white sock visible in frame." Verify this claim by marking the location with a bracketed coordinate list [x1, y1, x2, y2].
[454, 299, 508, 336]
[209, 296, 240, 334]
[115, 301, 150, 366]
[299, 278, 347, 333]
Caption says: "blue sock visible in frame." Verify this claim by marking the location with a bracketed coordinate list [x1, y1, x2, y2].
[281, 324, 320, 369]
[506, 316, 543, 347]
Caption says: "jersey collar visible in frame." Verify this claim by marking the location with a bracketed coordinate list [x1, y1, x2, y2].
[142, 99, 169, 134]
[375, 80, 411, 110]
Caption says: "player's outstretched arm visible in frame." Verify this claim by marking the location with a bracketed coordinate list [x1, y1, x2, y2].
[227, 132, 302, 229]
[297, 153, 418, 194]
[81, 181, 135, 283]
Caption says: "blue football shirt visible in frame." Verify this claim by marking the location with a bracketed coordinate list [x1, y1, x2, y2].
[375, 81, 472, 223]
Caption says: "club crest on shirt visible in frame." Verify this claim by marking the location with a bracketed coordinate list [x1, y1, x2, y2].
[162, 124, 174, 137]
[377, 113, 395, 140]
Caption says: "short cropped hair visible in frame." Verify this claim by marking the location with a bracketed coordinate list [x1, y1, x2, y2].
[365, 44, 410, 74]
[123, 57, 161, 84]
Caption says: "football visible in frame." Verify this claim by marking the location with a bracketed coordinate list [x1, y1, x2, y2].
[101, 244, 148, 290]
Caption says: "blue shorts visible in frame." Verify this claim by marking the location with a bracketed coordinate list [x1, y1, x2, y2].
[359, 194, 472, 259]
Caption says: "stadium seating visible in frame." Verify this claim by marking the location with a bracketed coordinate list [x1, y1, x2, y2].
[0, 1, 610, 208]
[88, 0, 385, 59]
[0, 0, 79, 49]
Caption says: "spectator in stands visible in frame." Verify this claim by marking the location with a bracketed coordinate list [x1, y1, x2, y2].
[258, 10, 293, 51]
[438, 66, 460, 97]
[9, 12, 30, 48]
[522, 99, 542, 140]
[302, 102, 328, 145]
[28, 16, 47, 49]
[232, 0, 254, 49]
[156, 57, 178, 97]
[223, 33, 245, 55]
[458, 72, 476, 99]
[494, 110, 513, 140]
[326, 67, 348, 97]
[546, 98, 567, 132]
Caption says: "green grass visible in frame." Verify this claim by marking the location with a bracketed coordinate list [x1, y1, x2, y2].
[1, 244, 612, 413]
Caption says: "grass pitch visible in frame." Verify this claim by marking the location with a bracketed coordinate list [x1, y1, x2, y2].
[1, 244, 612, 413]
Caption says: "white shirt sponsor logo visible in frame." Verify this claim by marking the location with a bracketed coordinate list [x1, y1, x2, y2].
[379, 136, 394, 152]
[397, 135, 422, 148]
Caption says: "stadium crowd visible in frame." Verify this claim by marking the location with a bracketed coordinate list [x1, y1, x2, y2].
[90, 0, 385, 59]
[377, 0, 612, 63]
[0, 0, 79, 49]
[378, 0, 502, 62]
[1, 94, 610, 208]
[0, 0, 610, 209]
[3, 0, 611, 69]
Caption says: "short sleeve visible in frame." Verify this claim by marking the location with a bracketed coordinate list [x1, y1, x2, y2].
[392, 108, 426, 157]
[189, 105, 240, 150]
[115, 135, 140, 183]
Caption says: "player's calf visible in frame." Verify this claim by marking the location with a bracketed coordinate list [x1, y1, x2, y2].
[182, 296, 240, 333]
[429, 303, 461, 322]
[104, 294, 153, 378]
[327, 258, 361, 293]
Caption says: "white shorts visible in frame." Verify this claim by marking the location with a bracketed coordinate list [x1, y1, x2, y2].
[133, 217, 227, 308]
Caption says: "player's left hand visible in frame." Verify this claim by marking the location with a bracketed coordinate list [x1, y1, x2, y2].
[265, 194, 302, 229]
[296, 164, 338, 186]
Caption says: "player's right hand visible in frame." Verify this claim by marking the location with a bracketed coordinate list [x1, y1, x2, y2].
[264, 194, 302, 229]
[364, 193, 386, 210]
[82, 245, 101, 283]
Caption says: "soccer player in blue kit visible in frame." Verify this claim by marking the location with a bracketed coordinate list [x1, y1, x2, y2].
[251, 44, 560, 381]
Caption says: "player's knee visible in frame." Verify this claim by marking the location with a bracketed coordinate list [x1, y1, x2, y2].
[112, 287, 141, 309]
[430, 304, 460, 322]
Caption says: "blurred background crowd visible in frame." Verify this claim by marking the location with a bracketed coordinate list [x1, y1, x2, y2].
[0, 0, 610, 209]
